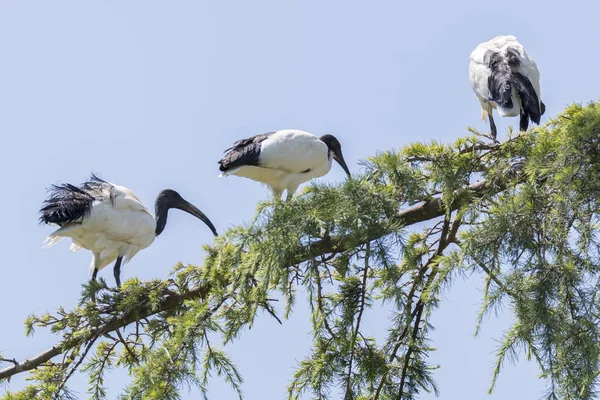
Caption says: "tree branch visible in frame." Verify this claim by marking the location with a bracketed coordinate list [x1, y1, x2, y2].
[0, 284, 211, 381]
[397, 216, 450, 398]
[302, 174, 505, 263]
[345, 243, 370, 398]
[0, 169, 517, 383]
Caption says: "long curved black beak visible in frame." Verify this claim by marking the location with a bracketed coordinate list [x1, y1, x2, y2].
[333, 151, 351, 177]
[175, 199, 218, 237]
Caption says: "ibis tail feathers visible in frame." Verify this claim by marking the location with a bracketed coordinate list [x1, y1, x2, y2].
[512, 72, 542, 125]
[42, 235, 66, 249]
[541, 101, 546, 116]
[218, 132, 275, 173]
[43, 225, 81, 248]
[69, 243, 82, 252]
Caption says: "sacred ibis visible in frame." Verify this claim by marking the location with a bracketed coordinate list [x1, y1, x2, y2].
[39, 174, 218, 287]
[218, 130, 351, 201]
[469, 35, 545, 139]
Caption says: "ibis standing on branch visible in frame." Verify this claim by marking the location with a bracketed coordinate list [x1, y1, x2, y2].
[469, 35, 545, 140]
[39, 174, 218, 287]
[218, 130, 351, 201]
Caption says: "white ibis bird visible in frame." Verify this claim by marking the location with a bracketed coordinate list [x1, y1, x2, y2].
[39, 174, 218, 287]
[218, 130, 351, 201]
[469, 35, 545, 139]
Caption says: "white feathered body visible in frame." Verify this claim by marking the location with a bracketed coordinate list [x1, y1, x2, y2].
[222, 130, 332, 197]
[469, 35, 541, 118]
[44, 184, 156, 273]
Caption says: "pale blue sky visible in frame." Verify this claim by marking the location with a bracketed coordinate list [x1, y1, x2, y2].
[1, 1, 598, 399]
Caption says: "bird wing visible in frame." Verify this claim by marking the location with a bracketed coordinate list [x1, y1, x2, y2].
[469, 55, 492, 107]
[511, 71, 542, 124]
[112, 185, 152, 214]
[85, 175, 150, 214]
[258, 130, 329, 173]
[39, 174, 140, 226]
[469, 38, 505, 108]
[498, 38, 543, 123]
[47, 201, 155, 258]
[514, 57, 541, 100]
[511, 45, 542, 116]
[41, 175, 154, 256]
[39, 183, 98, 226]
[218, 132, 276, 172]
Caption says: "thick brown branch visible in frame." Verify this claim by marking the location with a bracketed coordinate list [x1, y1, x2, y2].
[302, 174, 504, 262]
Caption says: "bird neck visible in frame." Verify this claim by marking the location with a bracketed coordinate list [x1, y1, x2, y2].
[154, 206, 168, 236]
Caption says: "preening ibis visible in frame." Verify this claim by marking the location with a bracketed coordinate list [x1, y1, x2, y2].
[39, 175, 218, 287]
[218, 130, 351, 201]
[469, 35, 545, 139]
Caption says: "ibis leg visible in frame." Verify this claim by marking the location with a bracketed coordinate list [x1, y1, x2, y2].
[90, 268, 100, 302]
[113, 256, 124, 288]
[488, 113, 498, 141]
[519, 112, 529, 132]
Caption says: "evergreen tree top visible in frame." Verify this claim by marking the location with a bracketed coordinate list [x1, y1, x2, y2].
[2, 102, 600, 399]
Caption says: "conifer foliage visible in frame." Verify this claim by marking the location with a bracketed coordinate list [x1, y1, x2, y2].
[2, 103, 600, 399]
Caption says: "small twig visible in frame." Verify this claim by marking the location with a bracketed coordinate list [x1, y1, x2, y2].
[90, 340, 119, 399]
[116, 329, 140, 365]
[373, 324, 411, 399]
[458, 143, 500, 154]
[0, 359, 18, 367]
[447, 214, 462, 244]
[345, 242, 371, 399]
[102, 333, 118, 341]
[260, 302, 283, 325]
[397, 215, 451, 398]
[316, 256, 337, 340]
[473, 258, 511, 295]
[398, 302, 425, 398]
[472, 130, 498, 143]
[406, 155, 434, 162]
[54, 334, 100, 398]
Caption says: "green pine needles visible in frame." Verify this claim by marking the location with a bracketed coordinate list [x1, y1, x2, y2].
[2, 102, 600, 399]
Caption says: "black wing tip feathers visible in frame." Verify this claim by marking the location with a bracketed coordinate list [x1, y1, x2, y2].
[511, 72, 542, 125]
[89, 172, 106, 183]
[39, 173, 107, 226]
[485, 50, 515, 109]
[82, 172, 108, 189]
[218, 132, 275, 172]
[39, 184, 95, 226]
